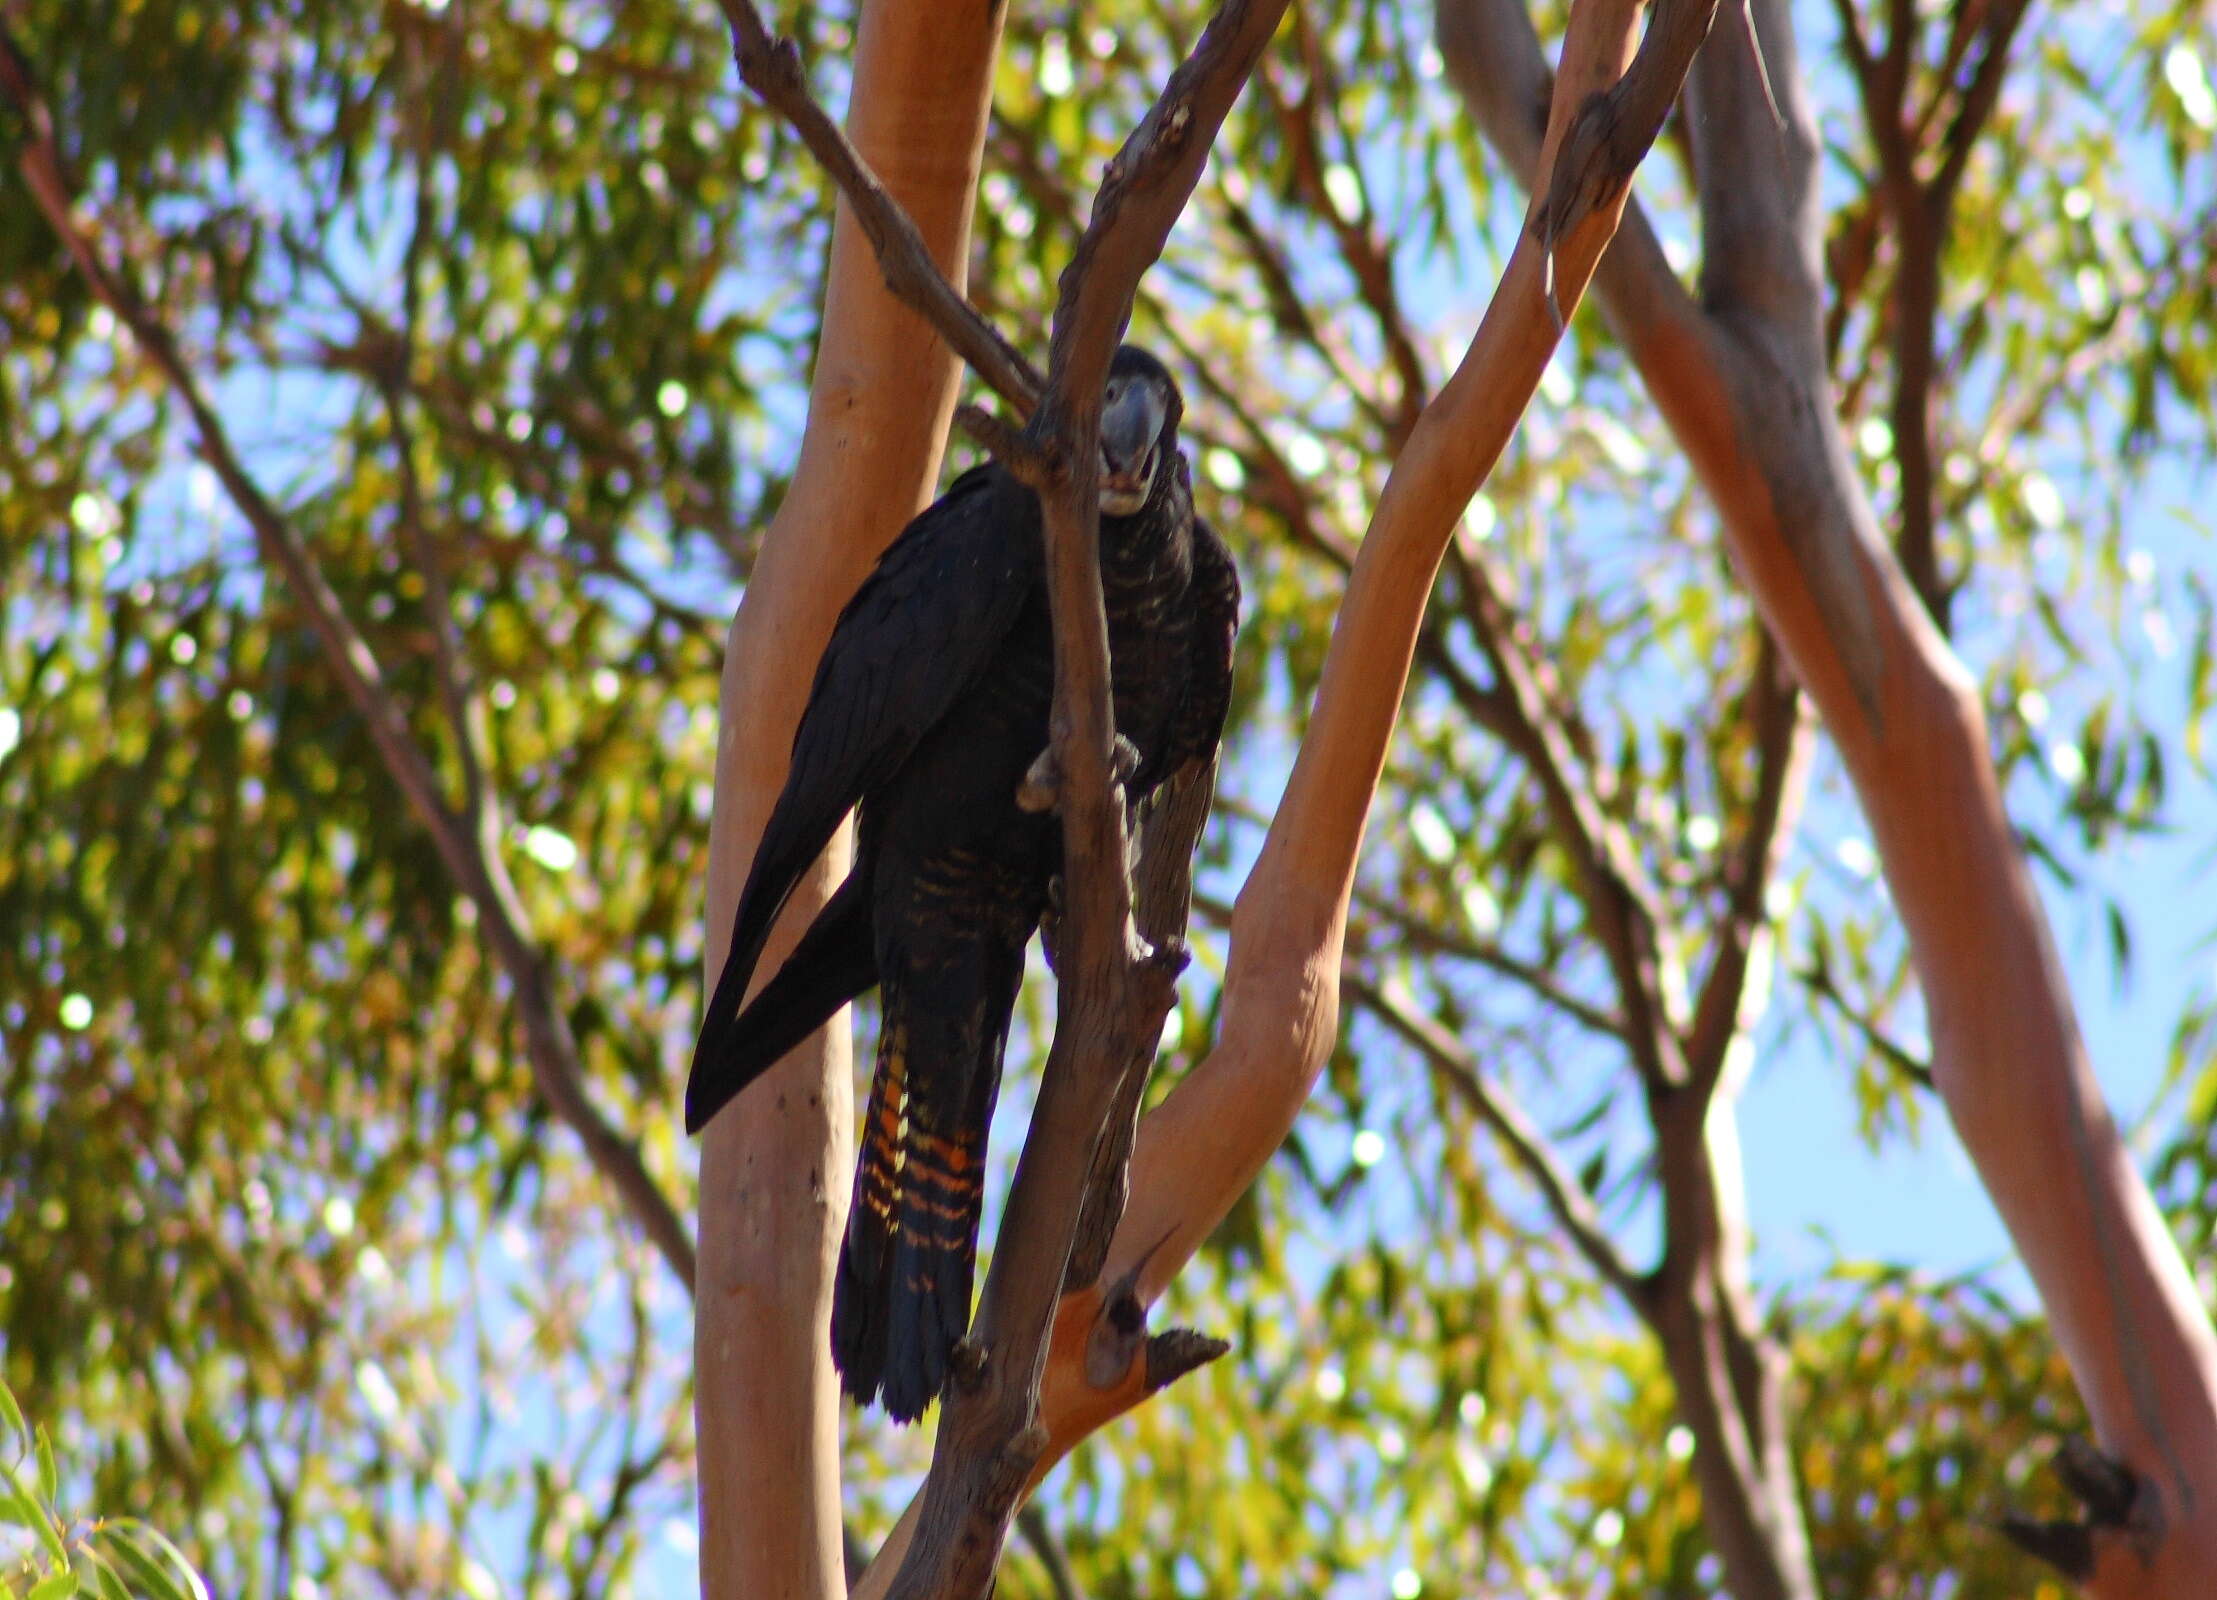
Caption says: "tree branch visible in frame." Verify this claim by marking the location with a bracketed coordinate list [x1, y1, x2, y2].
[690, 2, 1010, 1594]
[1450, 0, 2217, 1589]
[1441, 9, 1831, 1595]
[0, 28, 699, 1293]
[1877, 0, 2030, 627]
[1432, 0, 1719, 424]
[1265, 15, 1429, 439]
[1930, 0, 2029, 207]
[1832, 0, 1948, 626]
[1683, 632, 1811, 1093]
[1348, 974, 1649, 1310]
[1014, 1505, 1088, 1600]
[1533, 0, 1723, 273]
[709, 0, 1042, 412]
[1451, 551, 1689, 1089]
[1999, 1437, 2159, 1590]
[1797, 953, 1936, 1093]
[1064, 758, 1222, 1298]
[1345, 887, 1629, 1044]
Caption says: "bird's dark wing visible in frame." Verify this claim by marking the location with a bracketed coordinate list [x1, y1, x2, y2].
[693, 464, 1040, 1081]
[1165, 514, 1241, 776]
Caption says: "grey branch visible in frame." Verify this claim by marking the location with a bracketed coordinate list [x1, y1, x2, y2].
[1683, 634, 1810, 1096]
[1065, 758, 1221, 1295]
[1536, 0, 1725, 258]
[1014, 1506, 1088, 1600]
[1145, 1327, 1232, 1392]
[1998, 1436, 2151, 1582]
[1213, 883, 1629, 1045]
[1441, 0, 1884, 727]
[1797, 956, 1935, 1092]
[1452, 552, 1689, 1090]
[1435, 0, 1704, 345]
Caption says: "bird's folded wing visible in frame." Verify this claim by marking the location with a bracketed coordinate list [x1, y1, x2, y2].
[696, 464, 1042, 1063]
[1167, 513, 1243, 774]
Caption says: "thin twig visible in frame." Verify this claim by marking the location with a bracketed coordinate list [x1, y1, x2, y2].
[1930, 0, 2030, 207]
[1014, 1505, 1088, 1600]
[1454, 551, 1689, 1089]
[1835, 0, 2031, 629]
[1797, 957, 1936, 1092]
[708, 0, 1042, 410]
[1348, 973, 1650, 1313]
[1682, 632, 1811, 1096]
[1198, 882, 1629, 1045]
[1349, 886, 1629, 1043]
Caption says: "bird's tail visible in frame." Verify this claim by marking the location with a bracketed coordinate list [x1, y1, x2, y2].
[830, 978, 1000, 1422]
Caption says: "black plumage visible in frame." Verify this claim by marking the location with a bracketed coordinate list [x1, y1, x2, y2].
[686, 346, 1239, 1421]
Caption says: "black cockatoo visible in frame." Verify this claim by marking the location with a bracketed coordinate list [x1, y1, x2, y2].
[686, 346, 1239, 1421]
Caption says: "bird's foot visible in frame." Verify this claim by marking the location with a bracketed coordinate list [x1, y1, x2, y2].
[1016, 735, 1140, 814]
[1016, 745, 1060, 814]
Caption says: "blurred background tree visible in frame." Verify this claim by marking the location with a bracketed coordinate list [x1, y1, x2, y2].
[2, 0, 2212, 1595]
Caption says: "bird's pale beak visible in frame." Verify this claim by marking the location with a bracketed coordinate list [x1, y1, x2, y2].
[1098, 379, 1167, 516]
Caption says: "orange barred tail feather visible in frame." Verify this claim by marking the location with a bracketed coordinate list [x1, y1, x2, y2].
[830, 975, 1002, 1422]
[828, 1014, 909, 1406]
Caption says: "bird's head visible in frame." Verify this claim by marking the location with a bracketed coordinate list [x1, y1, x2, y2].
[1097, 345, 1181, 518]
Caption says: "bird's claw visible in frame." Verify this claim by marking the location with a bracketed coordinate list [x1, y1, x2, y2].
[1016, 735, 1141, 814]
[1016, 745, 1060, 814]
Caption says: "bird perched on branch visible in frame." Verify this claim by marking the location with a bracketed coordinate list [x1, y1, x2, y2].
[686, 345, 1239, 1422]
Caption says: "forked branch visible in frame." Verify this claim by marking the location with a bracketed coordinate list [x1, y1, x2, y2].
[708, 0, 1041, 411]
[1444, 0, 2217, 1589]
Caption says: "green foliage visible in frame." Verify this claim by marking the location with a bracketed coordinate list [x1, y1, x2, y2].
[0, 1374, 212, 1600]
[2, 0, 2213, 1594]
